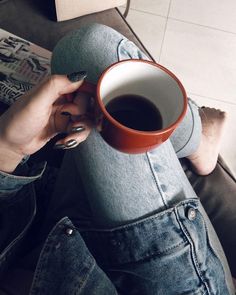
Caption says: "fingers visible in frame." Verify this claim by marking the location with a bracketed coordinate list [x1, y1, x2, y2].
[54, 91, 94, 133]
[60, 92, 91, 117]
[54, 119, 93, 150]
[29, 72, 87, 106]
[60, 103, 84, 117]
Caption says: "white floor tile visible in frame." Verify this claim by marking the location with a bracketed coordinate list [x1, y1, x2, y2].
[119, 1, 236, 177]
[117, 6, 126, 14]
[190, 94, 236, 176]
[169, 0, 236, 34]
[160, 19, 236, 104]
[127, 0, 171, 17]
[124, 10, 167, 61]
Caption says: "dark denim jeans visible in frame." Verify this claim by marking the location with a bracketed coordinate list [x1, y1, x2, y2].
[29, 199, 230, 294]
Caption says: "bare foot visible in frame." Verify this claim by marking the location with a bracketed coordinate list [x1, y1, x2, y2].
[187, 107, 227, 176]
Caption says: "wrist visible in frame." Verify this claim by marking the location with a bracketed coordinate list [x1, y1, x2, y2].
[0, 145, 24, 174]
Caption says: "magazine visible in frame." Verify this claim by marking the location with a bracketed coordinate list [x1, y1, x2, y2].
[0, 28, 51, 105]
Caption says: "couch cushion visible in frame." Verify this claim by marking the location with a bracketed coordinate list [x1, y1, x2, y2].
[181, 156, 236, 276]
[0, 0, 152, 59]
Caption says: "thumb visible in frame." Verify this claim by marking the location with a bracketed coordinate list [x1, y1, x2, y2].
[30, 72, 87, 105]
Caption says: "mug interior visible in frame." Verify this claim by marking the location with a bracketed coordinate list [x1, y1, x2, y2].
[99, 60, 186, 129]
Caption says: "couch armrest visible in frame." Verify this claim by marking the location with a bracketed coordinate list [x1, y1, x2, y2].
[181, 156, 236, 276]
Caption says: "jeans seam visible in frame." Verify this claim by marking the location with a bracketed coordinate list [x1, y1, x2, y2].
[117, 38, 123, 61]
[79, 200, 199, 233]
[117, 38, 132, 61]
[146, 152, 168, 209]
[174, 207, 210, 295]
[175, 100, 196, 155]
[77, 257, 96, 294]
[200, 212, 229, 292]
[142, 240, 186, 259]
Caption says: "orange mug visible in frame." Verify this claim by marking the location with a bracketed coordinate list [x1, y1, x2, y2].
[72, 59, 187, 154]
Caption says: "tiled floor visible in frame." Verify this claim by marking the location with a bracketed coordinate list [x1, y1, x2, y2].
[119, 0, 236, 175]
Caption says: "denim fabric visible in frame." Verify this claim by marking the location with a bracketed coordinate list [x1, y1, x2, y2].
[31, 200, 231, 294]
[49, 23, 234, 293]
[0, 162, 46, 277]
[51, 24, 149, 84]
[170, 98, 202, 158]
[0, 162, 46, 197]
[80, 199, 230, 295]
[45, 129, 234, 294]
[0, 184, 36, 277]
[61, 131, 197, 228]
[30, 217, 118, 295]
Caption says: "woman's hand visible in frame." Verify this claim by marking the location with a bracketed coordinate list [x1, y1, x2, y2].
[0, 73, 94, 173]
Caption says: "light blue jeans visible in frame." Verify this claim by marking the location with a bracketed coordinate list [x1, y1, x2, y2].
[49, 23, 235, 294]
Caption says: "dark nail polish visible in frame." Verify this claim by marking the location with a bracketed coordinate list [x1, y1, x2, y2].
[71, 126, 85, 133]
[54, 143, 66, 150]
[65, 139, 77, 147]
[67, 71, 87, 82]
[61, 111, 71, 116]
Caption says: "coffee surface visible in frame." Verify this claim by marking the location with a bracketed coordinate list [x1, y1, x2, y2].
[105, 94, 163, 131]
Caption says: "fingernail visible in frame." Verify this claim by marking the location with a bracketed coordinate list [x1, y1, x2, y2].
[61, 111, 71, 116]
[65, 139, 77, 147]
[71, 126, 85, 133]
[67, 71, 87, 82]
[54, 143, 66, 150]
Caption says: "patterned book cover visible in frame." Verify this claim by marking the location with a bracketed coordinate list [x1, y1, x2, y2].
[0, 28, 51, 105]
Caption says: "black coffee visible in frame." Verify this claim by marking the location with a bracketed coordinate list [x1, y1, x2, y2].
[105, 94, 163, 131]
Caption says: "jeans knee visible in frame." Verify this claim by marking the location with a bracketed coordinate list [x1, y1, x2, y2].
[51, 23, 124, 80]
[76, 23, 119, 38]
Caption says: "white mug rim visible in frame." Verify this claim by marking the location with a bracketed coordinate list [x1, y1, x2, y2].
[97, 59, 188, 135]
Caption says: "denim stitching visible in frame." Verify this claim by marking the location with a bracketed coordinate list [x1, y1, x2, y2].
[79, 199, 199, 233]
[30, 218, 96, 294]
[146, 152, 168, 209]
[80, 210, 173, 233]
[117, 38, 132, 61]
[175, 100, 196, 154]
[174, 206, 211, 295]
[140, 239, 186, 259]
[199, 211, 229, 291]
[105, 240, 187, 266]
[78, 258, 96, 294]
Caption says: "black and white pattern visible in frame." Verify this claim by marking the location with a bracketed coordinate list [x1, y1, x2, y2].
[0, 73, 33, 104]
[0, 29, 51, 105]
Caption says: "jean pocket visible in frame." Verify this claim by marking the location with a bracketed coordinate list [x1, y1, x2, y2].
[108, 243, 206, 295]
[99, 199, 231, 295]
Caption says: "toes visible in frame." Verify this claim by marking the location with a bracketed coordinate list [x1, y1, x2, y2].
[199, 106, 227, 121]
[220, 111, 227, 119]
